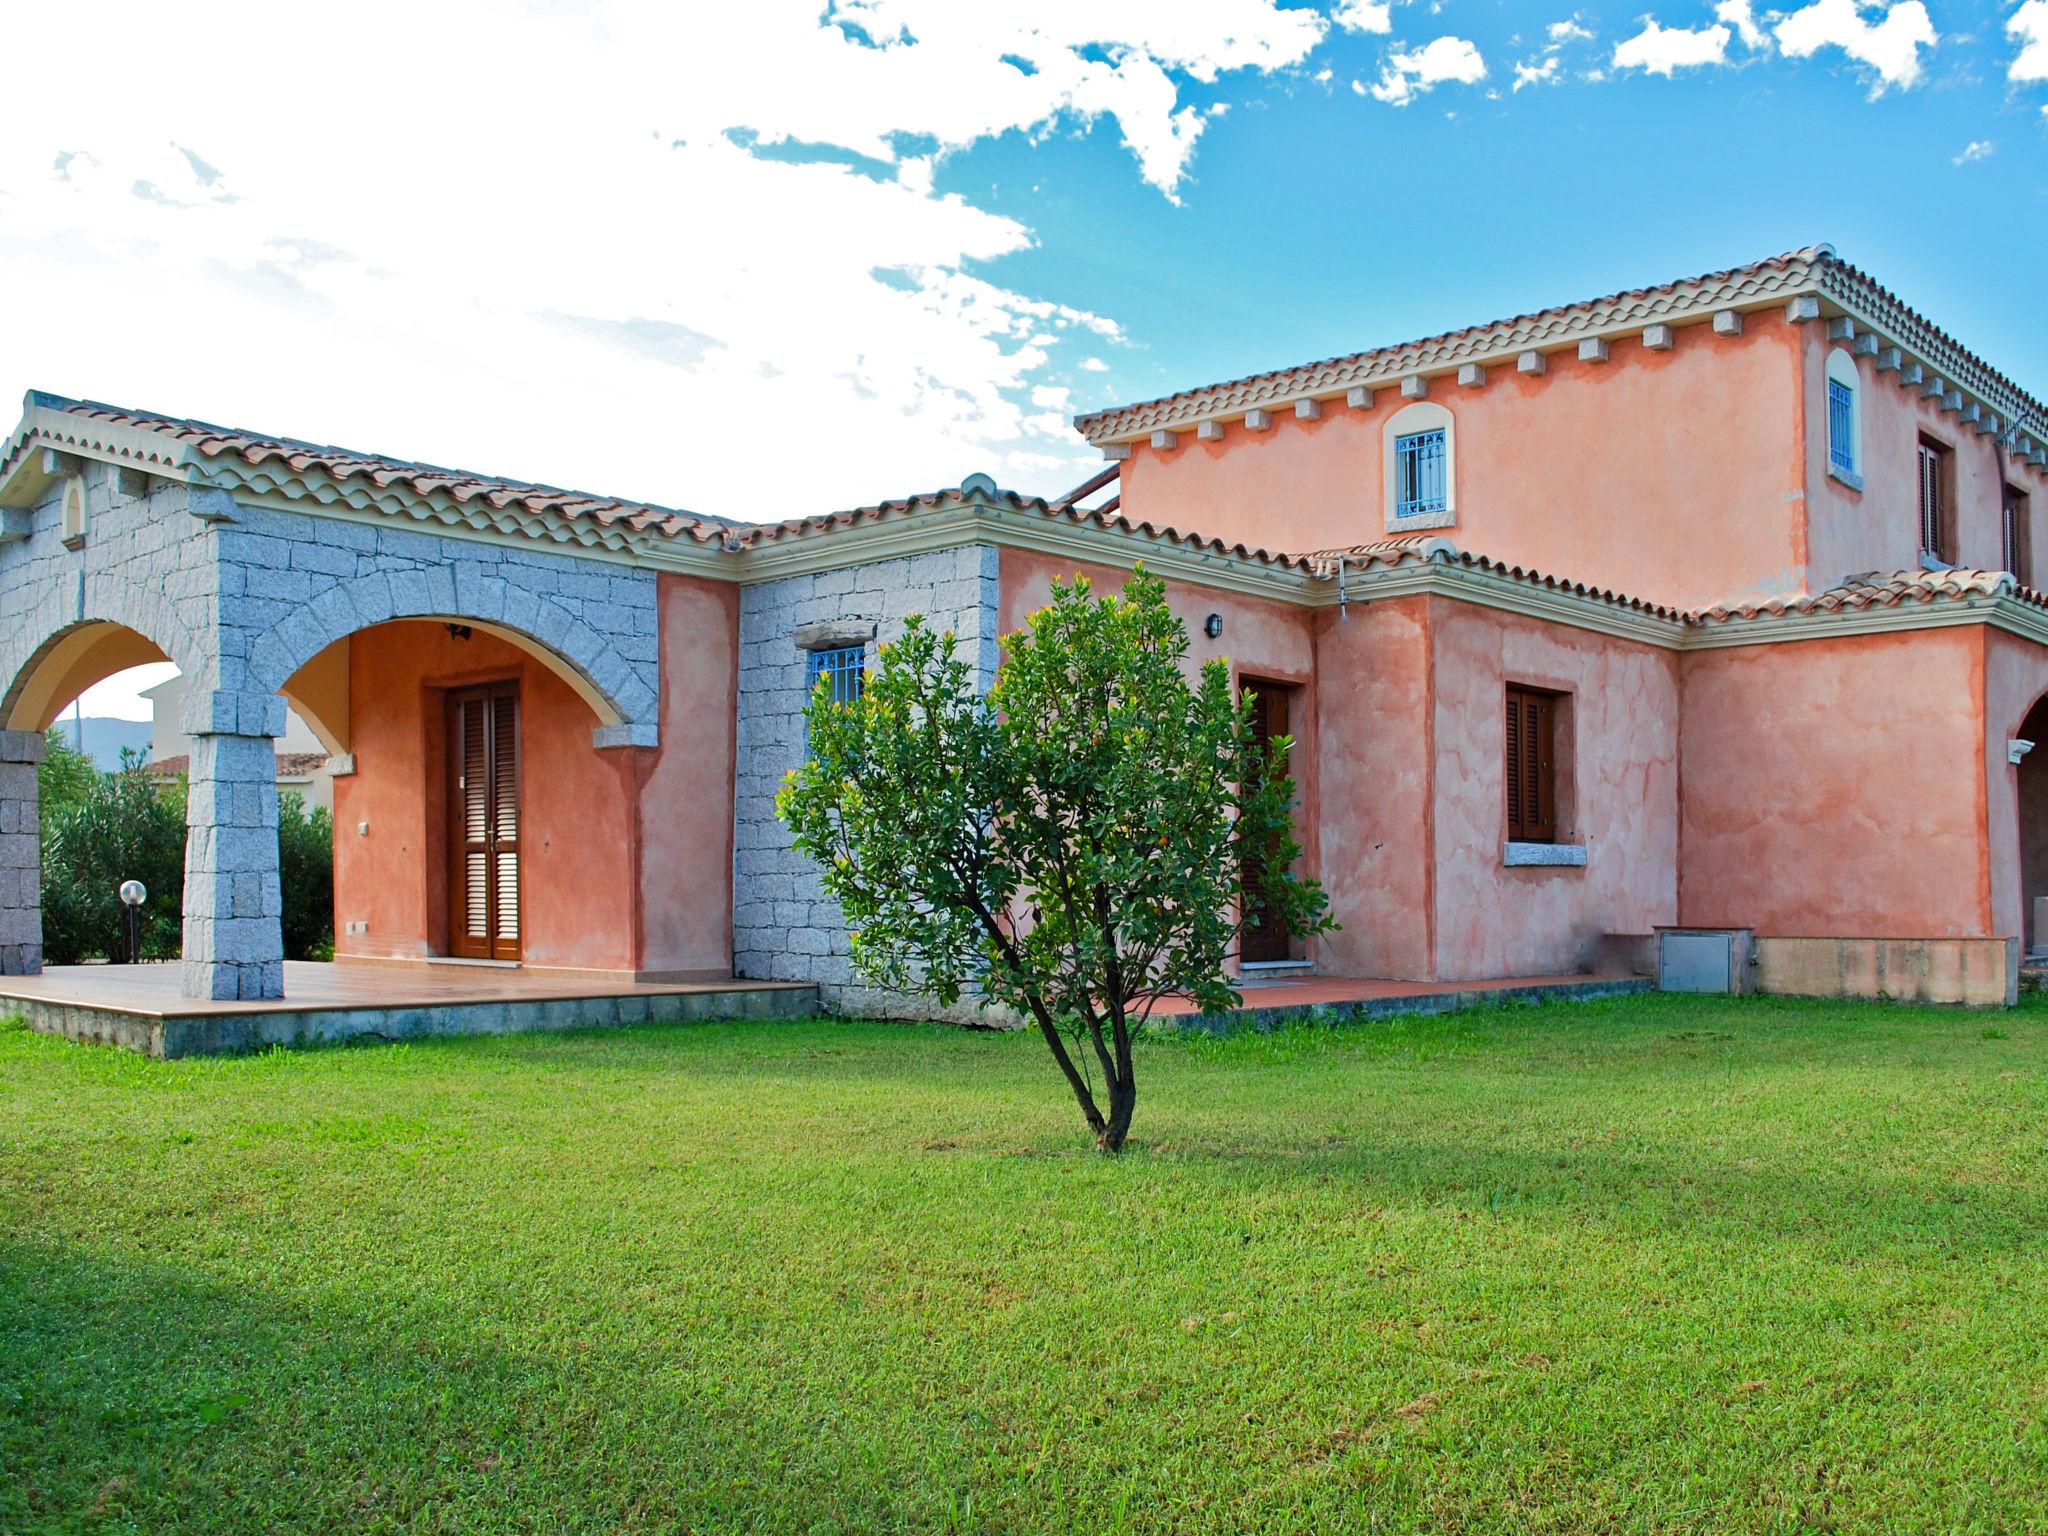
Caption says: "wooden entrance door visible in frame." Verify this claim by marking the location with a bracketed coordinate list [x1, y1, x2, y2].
[448, 683, 521, 961]
[1240, 679, 1295, 964]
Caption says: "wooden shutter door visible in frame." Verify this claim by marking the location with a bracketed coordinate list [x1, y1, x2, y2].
[449, 683, 521, 960]
[1506, 686, 1556, 844]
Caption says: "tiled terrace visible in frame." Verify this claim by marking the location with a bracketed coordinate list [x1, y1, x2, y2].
[0, 961, 816, 1058]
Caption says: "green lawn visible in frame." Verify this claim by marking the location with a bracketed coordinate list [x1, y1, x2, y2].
[2, 995, 2045, 1534]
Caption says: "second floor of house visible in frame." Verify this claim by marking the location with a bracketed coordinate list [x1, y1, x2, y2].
[1074, 246, 2048, 614]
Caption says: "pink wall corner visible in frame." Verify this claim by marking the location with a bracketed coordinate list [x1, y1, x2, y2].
[1309, 595, 1436, 980]
[1981, 627, 2048, 945]
[1116, 312, 1810, 612]
[1677, 626, 1994, 939]
[1801, 327, 2048, 590]
[635, 573, 739, 976]
[334, 620, 640, 973]
[1425, 599, 1680, 980]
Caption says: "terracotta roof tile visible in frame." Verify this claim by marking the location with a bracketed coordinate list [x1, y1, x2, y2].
[1075, 245, 2047, 444]
[1310, 542, 2039, 632]
[1692, 568, 2033, 623]
[737, 474, 1318, 572]
[30, 396, 740, 546]
[1306, 537, 1691, 622]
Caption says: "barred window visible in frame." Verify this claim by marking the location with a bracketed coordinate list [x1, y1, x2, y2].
[1394, 428, 1448, 520]
[809, 645, 866, 707]
[1827, 378, 1856, 475]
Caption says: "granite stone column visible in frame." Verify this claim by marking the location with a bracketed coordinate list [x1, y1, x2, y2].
[181, 692, 286, 1000]
[0, 728, 47, 975]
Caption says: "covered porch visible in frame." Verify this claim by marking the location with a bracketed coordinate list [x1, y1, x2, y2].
[0, 960, 812, 1059]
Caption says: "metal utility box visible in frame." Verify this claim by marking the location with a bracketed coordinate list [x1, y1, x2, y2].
[1654, 927, 1755, 994]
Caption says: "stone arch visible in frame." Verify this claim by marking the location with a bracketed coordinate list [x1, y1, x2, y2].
[0, 577, 201, 733]
[241, 566, 660, 749]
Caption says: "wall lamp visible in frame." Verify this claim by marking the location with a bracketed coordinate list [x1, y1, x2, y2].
[1203, 613, 1224, 639]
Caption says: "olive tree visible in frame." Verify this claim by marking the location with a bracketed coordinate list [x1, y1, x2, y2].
[777, 569, 1330, 1152]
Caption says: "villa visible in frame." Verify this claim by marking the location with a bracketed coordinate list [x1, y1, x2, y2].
[3, 243, 2045, 1049]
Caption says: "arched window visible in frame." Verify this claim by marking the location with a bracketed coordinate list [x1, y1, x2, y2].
[1825, 348, 1861, 488]
[60, 476, 87, 546]
[1382, 400, 1456, 532]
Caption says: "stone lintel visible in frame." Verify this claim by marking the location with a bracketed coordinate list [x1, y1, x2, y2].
[794, 618, 879, 652]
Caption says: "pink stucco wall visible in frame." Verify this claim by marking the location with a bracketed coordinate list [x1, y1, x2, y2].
[334, 620, 642, 973]
[332, 579, 739, 978]
[1801, 333, 2048, 590]
[1309, 596, 1436, 979]
[1113, 311, 1810, 611]
[636, 574, 739, 976]
[1426, 600, 1679, 980]
[1678, 628, 1995, 938]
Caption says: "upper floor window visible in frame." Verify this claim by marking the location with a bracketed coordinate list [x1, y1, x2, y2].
[1395, 429, 1448, 520]
[1381, 400, 1456, 531]
[809, 645, 866, 707]
[2006, 483, 2033, 588]
[1918, 435, 1955, 566]
[1825, 348, 1861, 488]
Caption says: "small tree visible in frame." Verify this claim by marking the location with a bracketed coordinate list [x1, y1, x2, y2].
[778, 569, 1331, 1152]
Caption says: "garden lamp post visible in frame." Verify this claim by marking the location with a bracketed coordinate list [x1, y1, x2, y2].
[118, 879, 146, 965]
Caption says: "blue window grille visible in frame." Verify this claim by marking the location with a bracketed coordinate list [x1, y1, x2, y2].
[1394, 428, 1448, 519]
[1827, 377, 1856, 475]
[809, 645, 866, 708]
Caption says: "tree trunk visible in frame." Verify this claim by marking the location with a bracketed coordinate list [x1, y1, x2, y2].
[1097, 1075, 1137, 1153]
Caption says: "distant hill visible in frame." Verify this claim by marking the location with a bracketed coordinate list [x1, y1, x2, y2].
[51, 717, 156, 772]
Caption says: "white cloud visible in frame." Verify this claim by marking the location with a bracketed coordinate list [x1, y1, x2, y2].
[1515, 14, 1592, 89]
[1774, 0, 1936, 93]
[1079, 357, 1110, 372]
[1332, 0, 1393, 34]
[1715, 0, 1767, 49]
[0, 0, 1329, 523]
[2012, 0, 2048, 82]
[1952, 138, 1995, 163]
[1370, 35, 1487, 104]
[1613, 18, 1733, 75]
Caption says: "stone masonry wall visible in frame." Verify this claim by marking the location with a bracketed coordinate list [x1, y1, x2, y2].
[0, 730, 46, 974]
[218, 505, 663, 748]
[733, 545, 999, 1011]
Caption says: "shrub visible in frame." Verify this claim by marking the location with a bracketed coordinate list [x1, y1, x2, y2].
[277, 790, 335, 962]
[40, 758, 187, 964]
[38, 749, 335, 964]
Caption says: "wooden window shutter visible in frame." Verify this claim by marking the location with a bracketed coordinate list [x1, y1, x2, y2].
[1505, 686, 1557, 844]
[1919, 436, 1952, 562]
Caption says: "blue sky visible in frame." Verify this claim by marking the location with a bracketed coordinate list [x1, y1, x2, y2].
[967, 2, 2048, 426]
[1, 1, 2043, 717]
